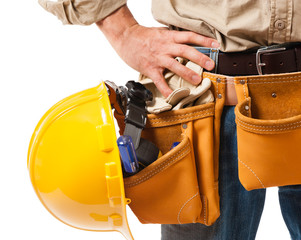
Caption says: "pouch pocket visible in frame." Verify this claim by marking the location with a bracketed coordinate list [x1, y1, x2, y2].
[235, 98, 301, 190]
[121, 102, 215, 224]
[124, 135, 202, 224]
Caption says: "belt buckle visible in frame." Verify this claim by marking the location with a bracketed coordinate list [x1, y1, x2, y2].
[256, 45, 286, 75]
[195, 47, 220, 73]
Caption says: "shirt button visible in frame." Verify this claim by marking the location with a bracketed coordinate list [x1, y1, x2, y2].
[274, 19, 286, 30]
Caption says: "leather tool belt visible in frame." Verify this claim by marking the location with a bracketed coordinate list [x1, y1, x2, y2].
[113, 43, 301, 227]
[115, 99, 219, 226]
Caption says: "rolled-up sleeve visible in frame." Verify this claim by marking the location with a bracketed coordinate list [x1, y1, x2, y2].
[39, 0, 127, 25]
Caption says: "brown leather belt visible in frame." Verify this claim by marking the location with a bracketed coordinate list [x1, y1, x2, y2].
[197, 43, 301, 106]
[200, 42, 301, 76]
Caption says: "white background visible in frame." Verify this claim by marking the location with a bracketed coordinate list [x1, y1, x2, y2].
[0, 1, 291, 239]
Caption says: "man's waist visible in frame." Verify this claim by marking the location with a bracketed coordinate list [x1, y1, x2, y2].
[196, 43, 301, 105]
[196, 42, 301, 76]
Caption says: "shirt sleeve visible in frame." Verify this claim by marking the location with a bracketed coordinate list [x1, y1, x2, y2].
[38, 0, 127, 25]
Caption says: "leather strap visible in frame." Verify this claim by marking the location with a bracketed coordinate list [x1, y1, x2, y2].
[171, 25, 301, 76]
[208, 43, 301, 76]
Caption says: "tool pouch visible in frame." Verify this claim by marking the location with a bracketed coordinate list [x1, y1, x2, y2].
[115, 97, 221, 225]
[234, 72, 301, 190]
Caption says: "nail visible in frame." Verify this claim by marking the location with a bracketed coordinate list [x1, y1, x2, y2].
[211, 42, 220, 48]
[205, 60, 214, 70]
[192, 75, 202, 84]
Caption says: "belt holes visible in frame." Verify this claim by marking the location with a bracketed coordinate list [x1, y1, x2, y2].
[248, 62, 253, 67]
[233, 62, 238, 67]
[280, 61, 284, 66]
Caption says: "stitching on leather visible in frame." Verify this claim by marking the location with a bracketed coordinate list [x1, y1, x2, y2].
[236, 117, 301, 128]
[206, 73, 301, 83]
[247, 79, 301, 84]
[240, 75, 301, 81]
[149, 111, 214, 125]
[125, 144, 190, 187]
[238, 158, 265, 188]
[212, 79, 301, 85]
[211, 77, 301, 84]
[202, 195, 207, 225]
[125, 148, 190, 187]
[237, 119, 301, 132]
[239, 124, 301, 132]
[216, 80, 219, 99]
[177, 192, 199, 224]
[148, 108, 214, 121]
[220, 82, 225, 98]
[125, 142, 188, 184]
[243, 83, 247, 99]
[149, 110, 213, 121]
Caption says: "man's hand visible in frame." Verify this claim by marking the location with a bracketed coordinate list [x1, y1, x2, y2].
[97, 5, 219, 98]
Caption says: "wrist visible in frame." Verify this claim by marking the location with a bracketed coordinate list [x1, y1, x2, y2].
[96, 5, 138, 46]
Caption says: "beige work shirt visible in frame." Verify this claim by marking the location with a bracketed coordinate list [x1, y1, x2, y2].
[39, 0, 301, 52]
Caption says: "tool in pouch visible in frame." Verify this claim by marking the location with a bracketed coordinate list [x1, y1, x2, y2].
[106, 80, 162, 176]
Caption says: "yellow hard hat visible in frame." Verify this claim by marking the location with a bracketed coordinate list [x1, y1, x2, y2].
[27, 81, 133, 240]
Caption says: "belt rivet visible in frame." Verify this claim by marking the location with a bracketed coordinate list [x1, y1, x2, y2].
[216, 78, 222, 83]
[244, 105, 250, 111]
[272, 92, 277, 98]
[217, 94, 222, 99]
[182, 124, 188, 129]
[240, 80, 246, 85]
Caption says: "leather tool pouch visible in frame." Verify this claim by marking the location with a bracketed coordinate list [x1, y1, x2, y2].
[115, 86, 222, 225]
[234, 72, 301, 191]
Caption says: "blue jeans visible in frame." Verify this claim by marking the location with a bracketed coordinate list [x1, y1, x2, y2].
[161, 106, 301, 240]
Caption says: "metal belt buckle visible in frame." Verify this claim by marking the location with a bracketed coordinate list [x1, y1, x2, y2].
[195, 47, 219, 73]
[256, 45, 286, 75]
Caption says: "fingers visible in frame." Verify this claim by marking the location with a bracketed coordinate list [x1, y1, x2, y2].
[171, 31, 220, 48]
[141, 31, 219, 97]
[159, 57, 204, 86]
[167, 44, 215, 71]
[113, 26, 221, 98]
[147, 69, 173, 98]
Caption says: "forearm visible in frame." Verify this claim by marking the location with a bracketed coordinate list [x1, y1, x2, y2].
[96, 5, 138, 51]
